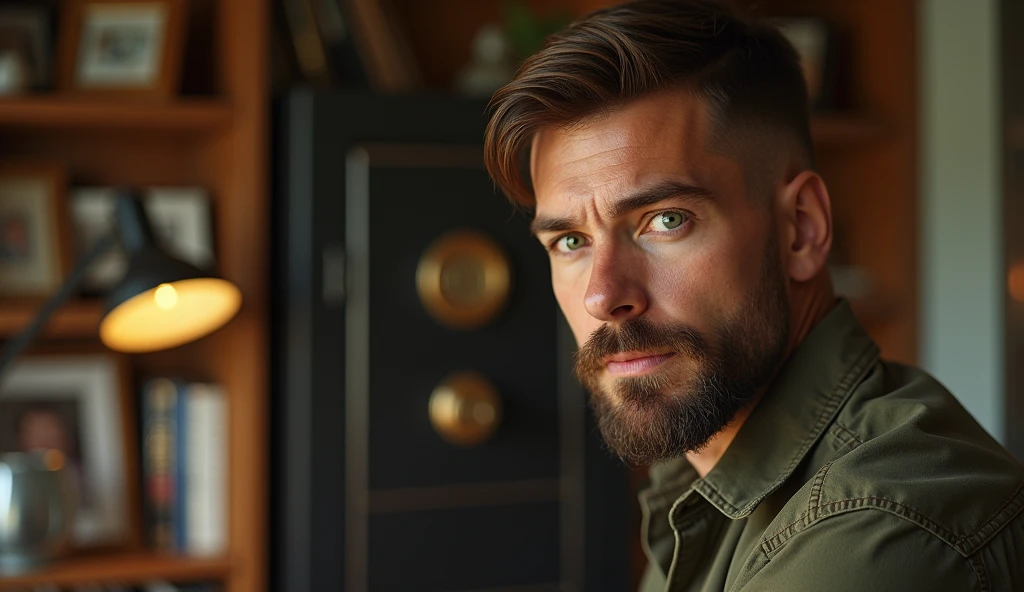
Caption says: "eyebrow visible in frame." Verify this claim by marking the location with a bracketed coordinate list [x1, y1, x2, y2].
[529, 180, 713, 236]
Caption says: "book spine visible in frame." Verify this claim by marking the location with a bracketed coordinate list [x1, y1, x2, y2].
[185, 383, 228, 556]
[142, 378, 181, 552]
[175, 379, 189, 552]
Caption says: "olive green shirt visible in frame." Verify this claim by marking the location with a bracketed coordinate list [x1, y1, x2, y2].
[639, 301, 1024, 592]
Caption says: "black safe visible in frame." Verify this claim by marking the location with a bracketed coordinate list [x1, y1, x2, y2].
[272, 91, 631, 592]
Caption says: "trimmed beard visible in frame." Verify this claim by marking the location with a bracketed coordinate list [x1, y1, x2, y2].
[574, 233, 791, 466]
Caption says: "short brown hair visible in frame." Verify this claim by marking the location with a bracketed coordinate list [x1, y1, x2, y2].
[484, 0, 812, 207]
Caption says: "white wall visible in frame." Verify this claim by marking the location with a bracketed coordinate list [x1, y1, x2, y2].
[920, 0, 1003, 439]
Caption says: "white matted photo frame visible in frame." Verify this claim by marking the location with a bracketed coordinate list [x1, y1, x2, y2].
[69, 187, 215, 293]
[0, 352, 140, 550]
[57, 0, 187, 100]
[0, 164, 70, 298]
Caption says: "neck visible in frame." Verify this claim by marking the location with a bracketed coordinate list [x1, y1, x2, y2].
[685, 274, 837, 478]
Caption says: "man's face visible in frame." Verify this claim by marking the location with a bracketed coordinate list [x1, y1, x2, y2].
[530, 91, 792, 465]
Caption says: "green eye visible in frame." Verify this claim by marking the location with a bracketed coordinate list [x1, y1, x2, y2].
[656, 211, 687, 230]
[561, 234, 585, 251]
[661, 212, 684, 228]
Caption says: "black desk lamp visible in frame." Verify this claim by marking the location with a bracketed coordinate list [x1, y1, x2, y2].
[0, 189, 242, 376]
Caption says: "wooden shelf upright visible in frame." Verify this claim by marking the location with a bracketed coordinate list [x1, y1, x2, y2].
[0, 1, 269, 590]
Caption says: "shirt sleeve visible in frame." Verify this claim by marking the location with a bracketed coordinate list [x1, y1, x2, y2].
[746, 508, 980, 591]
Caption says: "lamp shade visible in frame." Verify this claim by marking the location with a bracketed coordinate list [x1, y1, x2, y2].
[97, 193, 242, 353]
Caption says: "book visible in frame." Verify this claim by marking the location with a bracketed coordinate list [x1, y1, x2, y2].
[142, 378, 185, 552]
[141, 379, 228, 556]
[184, 382, 228, 556]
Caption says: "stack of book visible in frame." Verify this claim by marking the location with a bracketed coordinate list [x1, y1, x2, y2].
[141, 379, 228, 557]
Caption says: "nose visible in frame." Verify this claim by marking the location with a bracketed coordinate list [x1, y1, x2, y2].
[583, 245, 648, 323]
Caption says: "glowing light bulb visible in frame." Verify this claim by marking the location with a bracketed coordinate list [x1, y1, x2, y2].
[154, 283, 179, 310]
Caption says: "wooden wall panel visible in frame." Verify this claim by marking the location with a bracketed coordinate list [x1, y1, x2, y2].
[769, 0, 919, 363]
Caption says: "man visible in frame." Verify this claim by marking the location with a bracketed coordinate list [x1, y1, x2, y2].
[483, 0, 1024, 590]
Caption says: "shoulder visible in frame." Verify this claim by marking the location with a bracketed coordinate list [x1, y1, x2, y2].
[823, 359, 1024, 555]
[754, 359, 1024, 589]
[749, 509, 982, 591]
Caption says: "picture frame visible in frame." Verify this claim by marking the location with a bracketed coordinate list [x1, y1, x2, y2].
[0, 352, 140, 550]
[0, 163, 70, 298]
[0, 4, 54, 91]
[69, 187, 216, 294]
[57, 0, 187, 100]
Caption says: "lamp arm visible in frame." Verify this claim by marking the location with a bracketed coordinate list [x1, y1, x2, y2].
[0, 232, 118, 380]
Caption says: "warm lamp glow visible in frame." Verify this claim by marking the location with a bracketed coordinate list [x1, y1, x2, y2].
[99, 278, 242, 353]
[154, 283, 179, 310]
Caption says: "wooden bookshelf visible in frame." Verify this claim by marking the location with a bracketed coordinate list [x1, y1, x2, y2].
[0, 300, 103, 339]
[0, 0, 268, 590]
[0, 98, 233, 131]
[0, 553, 231, 589]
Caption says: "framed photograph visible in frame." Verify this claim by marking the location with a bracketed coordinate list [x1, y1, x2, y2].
[0, 4, 53, 91]
[69, 187, 215, 293]
[57, 0, 187, 99]
[0, 164, 69, 298]
[0, 353, 139, 549]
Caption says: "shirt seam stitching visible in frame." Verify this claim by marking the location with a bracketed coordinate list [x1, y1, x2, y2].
[764, 495, 973, 556]
[759, 462, 1019, 591]
[760, 503, 990, 591]
[830, 419, 864, 447]
[966, 553, 991, 592]
[807, 461, 834, 515]
[957, 481, 1024, 554]
[762, 476, 1024, 556]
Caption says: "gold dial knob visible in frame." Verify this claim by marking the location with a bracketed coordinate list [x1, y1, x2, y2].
[416, 230, 511, 330]
[428, 372, 502, 446]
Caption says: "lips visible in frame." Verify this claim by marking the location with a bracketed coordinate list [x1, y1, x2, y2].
[604, 351, 676, 376]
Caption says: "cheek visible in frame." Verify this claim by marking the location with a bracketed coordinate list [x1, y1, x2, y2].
[648, 237, 756, 320]
[647, 246, 717, 313]
[551, 267, 600, 347]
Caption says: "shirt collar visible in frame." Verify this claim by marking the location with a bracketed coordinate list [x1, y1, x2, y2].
[644, 300, 880, 519]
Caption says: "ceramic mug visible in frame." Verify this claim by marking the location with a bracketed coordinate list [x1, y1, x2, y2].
[0, 450, 77, 574]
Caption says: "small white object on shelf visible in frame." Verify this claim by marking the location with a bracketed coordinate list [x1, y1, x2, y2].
[457, 24, 516, 98]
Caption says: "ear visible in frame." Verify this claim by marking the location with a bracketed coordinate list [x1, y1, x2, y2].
[778, 171, 833, 282]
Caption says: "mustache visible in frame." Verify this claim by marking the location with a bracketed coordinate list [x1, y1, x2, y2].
[574, 317, 711, 379]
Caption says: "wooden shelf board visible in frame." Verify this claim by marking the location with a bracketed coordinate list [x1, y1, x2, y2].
[811, 114, 886, 145]
[0, 300, 103, 339]
[0, 97, 233, 131]
[0, 553, 232, 588]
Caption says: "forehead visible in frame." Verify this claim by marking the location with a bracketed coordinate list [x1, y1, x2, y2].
[529, 91, 720, 211]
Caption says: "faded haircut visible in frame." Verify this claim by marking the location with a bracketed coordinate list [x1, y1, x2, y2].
[484, 0, 813, 207]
